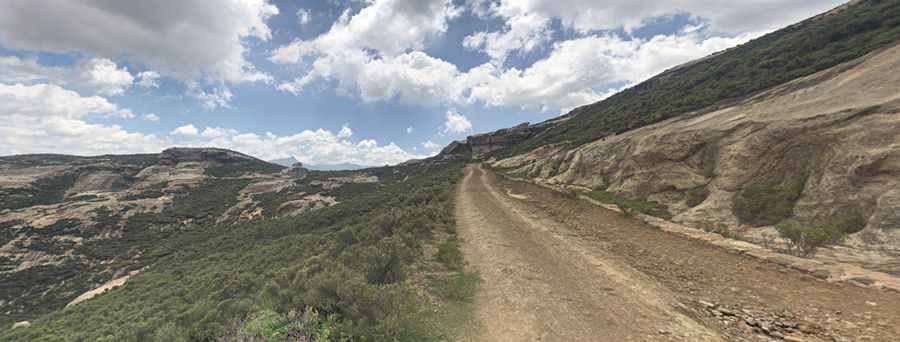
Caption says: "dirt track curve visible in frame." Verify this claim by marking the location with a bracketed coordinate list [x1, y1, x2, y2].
[456, 164, 900, 342]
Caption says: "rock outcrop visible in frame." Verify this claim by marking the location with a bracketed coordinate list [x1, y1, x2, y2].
[494, 42, 900, 249]
[159, 147, 258, 166]
[466, 122, 533, 155]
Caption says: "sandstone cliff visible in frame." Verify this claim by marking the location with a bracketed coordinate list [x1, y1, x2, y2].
[493, 43, 900, 252]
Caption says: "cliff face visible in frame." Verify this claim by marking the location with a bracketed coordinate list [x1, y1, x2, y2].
[466, 123, 534, 155]
[494, 43, 900, 249]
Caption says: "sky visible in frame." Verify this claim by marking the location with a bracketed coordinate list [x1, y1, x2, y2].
[0, 0, 844, 166]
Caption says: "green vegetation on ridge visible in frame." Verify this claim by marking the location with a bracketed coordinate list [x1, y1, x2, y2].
[3, 162, 472, 341]
[510, 0, 900, 154]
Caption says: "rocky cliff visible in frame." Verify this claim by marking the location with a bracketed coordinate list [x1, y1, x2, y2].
[493, 42, 900, 255]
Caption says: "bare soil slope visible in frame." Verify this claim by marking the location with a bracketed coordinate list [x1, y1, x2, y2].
[458, 165, 900, 341]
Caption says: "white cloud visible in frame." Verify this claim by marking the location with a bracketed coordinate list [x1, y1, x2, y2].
[0, 82, 424, 165]
[442, 110, 472, 134]
[173, 124, 428, 166]
[464, 32, 758, 112]
[462, 11, 551, 65]
[272, 0, 465, 104]
[137, 71, 161, 89]
[0, 56, 63, 83]
[0, 56, 134, 96]
[297, 8, 311, 26]
[271, 0, 776, 114]
[337, 125, 353, 139]
[171, 124, 199, 136]
[480, 0, 842, 34]
[406, 126, 413, 134]
[71, 58, 134, 96]
[422, 140, 441, 150]
[142, 113, 160, 122]
[0, 0, 278, 84]
[0, 82, 164, 156]
[0, 83, 134, 119]
[192, 86, 234, 109]
[272, 0, 459, 64]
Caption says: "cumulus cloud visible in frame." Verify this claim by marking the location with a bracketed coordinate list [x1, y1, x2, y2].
[272, 0, 459, 63]
[462, 10, 551, 65]
[142, 113, 160, 122]
[443, 110, 472, 134]
[0, 0, 278, 83]
[0, 56, 134, 96]
[273, 0, 782, 114]
[0, 83, 134, 119]
[171, 124, 200, 136]
[173, 125, 428, 166]
[0, 56, 63, 83]
[192, 86, 234, 109]
[137, 71, 161, 89]
[297, 8, 311, 26]
[479, 0, 842, 34]
[272, 0, 465, 104]
[464, 32, 758, 112]
[71, 58, 134, 96]
[0, 82, 165, 156]
[422, 140, 441, 150]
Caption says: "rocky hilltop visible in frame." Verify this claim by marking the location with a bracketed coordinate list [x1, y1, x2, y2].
[0, 147, 383, 327]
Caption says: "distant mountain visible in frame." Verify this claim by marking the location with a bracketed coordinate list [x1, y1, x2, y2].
[269, 156, 301, 167]
[269, 156, 370, 171]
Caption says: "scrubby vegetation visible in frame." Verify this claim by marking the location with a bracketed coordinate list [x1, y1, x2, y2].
[0, 173, 78, 211]
[583, 190, 672, 219]
[166, 178, 250, 224]
[204, 159, 284, 177]
[2, 162, 472, 341]
[503, 0, 900, 155]
[775, 220, 847, 257]
[733, 178, 806, 226]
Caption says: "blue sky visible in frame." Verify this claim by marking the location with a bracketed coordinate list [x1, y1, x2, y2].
[0, 0, 842, 166]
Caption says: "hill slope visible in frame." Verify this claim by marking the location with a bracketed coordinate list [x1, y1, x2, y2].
[495, 0, 900, 155]
[440, 0, 900, 275]
[1, 147, 472, 339]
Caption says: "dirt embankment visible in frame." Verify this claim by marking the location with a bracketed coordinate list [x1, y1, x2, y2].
[458, 164, 900, 342]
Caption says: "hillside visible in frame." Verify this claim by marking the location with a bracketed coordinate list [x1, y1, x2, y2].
[1, 148, 473, 340]
[490, 0, 900, 156]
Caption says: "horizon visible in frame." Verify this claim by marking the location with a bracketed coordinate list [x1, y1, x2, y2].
[0, 0, 843, 166]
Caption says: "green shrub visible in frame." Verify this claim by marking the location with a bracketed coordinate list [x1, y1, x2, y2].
[585, 190, 671, 219]
[429, 272, 479, 302]
[775, 220, 847, 257]
[685, 186, 709, 207]
[436, 239, 465, 271]
[733, 178, 806, 226]
[2, 162, 468, 341]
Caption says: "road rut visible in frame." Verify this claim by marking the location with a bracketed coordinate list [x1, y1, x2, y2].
[456, 164, 722, 341]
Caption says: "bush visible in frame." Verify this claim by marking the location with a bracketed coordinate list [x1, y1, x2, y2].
[733, 179, 805, 226]
[775, 221, 847, 257]
[436, 239, 464, 271]
[685, 186, 709, 207]
[585, 190, 671, 219]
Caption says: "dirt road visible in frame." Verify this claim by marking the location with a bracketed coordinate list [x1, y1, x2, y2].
[456, 164, 900, 341]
